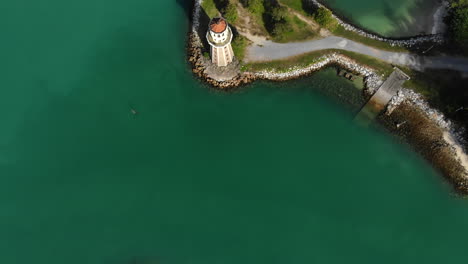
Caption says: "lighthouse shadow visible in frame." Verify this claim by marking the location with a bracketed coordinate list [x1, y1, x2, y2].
[195, 5, 212, 54]
[175, 0, 211, 52]
[175, 0, 191, 17]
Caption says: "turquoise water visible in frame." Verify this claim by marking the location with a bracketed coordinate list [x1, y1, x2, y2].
[1, 0, 468, 263]
[322, 0, 440, 36]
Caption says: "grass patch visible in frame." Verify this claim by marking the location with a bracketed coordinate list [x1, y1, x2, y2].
[243, 50, 330, 72]
[232, 35, 249, 61]
[278, 0, 305, 13]
[338, 50, 394, 76]
[243, 49, 394, 76]
[201, 0, 219, 18]
[272, 15, 318, 43]
[332, 25, 408, 52]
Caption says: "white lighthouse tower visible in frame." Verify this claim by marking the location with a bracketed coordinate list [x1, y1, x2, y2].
[206, 17, 235, 67]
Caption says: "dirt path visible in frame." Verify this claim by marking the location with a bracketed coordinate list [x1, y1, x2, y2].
[279, 3, 331, 37]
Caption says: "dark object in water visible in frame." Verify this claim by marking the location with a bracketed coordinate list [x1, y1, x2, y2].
[338, 68, 357, 81]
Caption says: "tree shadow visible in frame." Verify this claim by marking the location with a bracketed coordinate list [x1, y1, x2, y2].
[213, 0, 228, 13]
[301, 0, 318, 15]
[262, 0, 281, 36]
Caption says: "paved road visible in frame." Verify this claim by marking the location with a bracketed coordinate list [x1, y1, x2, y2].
[245, 36, 468, 73]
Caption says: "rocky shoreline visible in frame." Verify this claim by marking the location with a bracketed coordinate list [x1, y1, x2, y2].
[310, 0, 445, 47]
[188, 30, 383, 92]
[380, 99, 468, 195]
[188, 0, 468, 195]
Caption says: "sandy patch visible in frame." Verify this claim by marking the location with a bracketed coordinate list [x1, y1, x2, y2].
[443, 132, 468, 176]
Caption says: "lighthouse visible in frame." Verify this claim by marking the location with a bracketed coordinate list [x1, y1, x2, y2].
[206, 17, 235, 67]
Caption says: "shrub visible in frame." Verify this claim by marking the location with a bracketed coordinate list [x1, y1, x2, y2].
[232, 35, 248, 61]
[313, 7, 337, 29]
[240, 0, 264, 14]
[264, 4, 292, 37]
[271, 5, 288, 21]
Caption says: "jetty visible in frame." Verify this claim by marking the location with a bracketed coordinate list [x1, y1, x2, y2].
[355, 68, 410, 125]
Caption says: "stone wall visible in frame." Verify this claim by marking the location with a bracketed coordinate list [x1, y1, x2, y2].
[308, 0, 444, 47]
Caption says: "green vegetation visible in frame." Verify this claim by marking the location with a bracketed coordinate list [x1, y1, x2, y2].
[449, 0, 468, 52]
[263, 0, 318, 42]
[232, 34, 248, 61]
[313, 7, 337, 30]
[450, 0, 468, 8]
[264, 2, 292, 37]
[278, 1, 408, 52]
[338, 50, 394, 76]
[278, 0, 305, 13]
[243, 49, 393, 76]
[278, 15, 318, 42]
[222, 2, 239, 23]
[201, 0, 219, 18]
[332, 25, 408, 52]
[243, 50, 329, 72]
[240, 0, 265, 14]
[403, 69, 468, 130]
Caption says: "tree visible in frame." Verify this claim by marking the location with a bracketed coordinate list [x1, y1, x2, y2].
[223, 2, 238, 23]
[313, 7, 337, 29]
[267, 5, 292, 37]
[451, 7, 468, 48]
[271, 5, 288, 22]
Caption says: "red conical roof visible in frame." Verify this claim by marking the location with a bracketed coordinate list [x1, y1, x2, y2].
[209, 17, 227, 33]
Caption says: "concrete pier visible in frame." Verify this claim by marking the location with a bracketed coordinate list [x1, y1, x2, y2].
[355, 68, 410, 125]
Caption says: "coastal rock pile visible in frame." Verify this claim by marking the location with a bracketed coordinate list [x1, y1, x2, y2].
[387, 88, 451, 129]
[307, 0, 444, 47]
[254, 53, 383, 94]
[386, 88, 468, 188]
[188, 33, 257, 89]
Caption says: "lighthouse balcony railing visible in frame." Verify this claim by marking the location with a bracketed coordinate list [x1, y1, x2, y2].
[206, 27, 233, 48]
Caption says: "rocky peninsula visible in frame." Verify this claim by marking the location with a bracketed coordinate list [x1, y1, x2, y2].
[187, 0, 468, 195]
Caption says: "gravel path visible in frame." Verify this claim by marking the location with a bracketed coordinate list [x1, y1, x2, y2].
[245, 36, 468, 73]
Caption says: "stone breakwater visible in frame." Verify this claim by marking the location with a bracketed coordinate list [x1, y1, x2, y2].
[254, 53, 383, 95]
[385, 89, 468, 194]
[308, 0, 444, 47]
[188, 34, 257, 89]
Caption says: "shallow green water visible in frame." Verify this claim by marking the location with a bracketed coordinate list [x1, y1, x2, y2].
[1, 0, 468, 263]
[322, 0, 440, 36]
